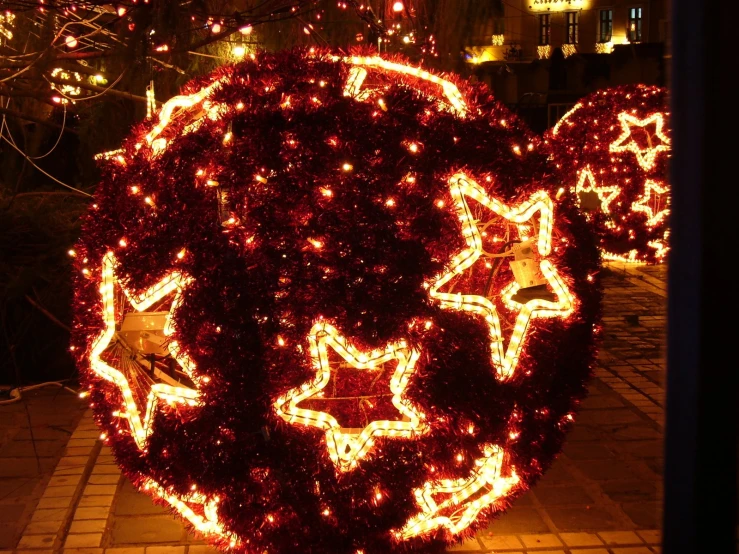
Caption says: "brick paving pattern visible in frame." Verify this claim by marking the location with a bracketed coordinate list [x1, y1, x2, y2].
[0, 261, 667, 554]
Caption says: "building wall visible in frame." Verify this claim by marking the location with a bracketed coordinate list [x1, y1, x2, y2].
[466, 0, 668, 62]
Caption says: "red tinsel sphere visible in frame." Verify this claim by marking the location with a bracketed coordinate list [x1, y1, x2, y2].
[71, 49, 602, 554]
[543, 84, 671, 264]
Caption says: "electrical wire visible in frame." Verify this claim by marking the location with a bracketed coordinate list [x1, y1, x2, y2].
[0, 133, 93, 197]
[0, 381, 80, 405]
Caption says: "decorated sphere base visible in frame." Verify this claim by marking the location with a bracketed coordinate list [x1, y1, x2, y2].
[72, 49, 602, 553]
[544, 85, 671, 264]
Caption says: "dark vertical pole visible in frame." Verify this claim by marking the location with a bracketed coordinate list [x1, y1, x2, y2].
[664, 0, 735, 552]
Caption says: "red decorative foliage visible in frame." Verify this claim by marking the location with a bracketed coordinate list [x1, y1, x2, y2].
[543, 85, 671, 264]
[70, 49, 601, 554]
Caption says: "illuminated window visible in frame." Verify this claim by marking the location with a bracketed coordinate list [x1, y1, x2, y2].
[628, 7, 643, 42]
[565, 12, 579, 44]
[539, 14, 551, 46]
[599, 9, 613, 42]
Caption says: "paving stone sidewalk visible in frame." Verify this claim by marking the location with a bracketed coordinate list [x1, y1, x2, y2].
[1, 261, 667, 554]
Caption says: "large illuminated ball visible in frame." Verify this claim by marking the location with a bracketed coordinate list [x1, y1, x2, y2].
[543, 85, 671, 264]
[71, 50, 602, 554]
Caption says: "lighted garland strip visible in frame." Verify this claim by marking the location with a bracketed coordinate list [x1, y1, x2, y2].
[90, 253, 199, 449]
[343, 55, 468, 116]
[142, 479, 237, 547]
[429, 173, 574, 381]
[274, 322, 427, 472]
[609, 111, 671, 171]
[399, 444, 519, 538]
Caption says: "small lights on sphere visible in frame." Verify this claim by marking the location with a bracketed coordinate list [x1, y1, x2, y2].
[543, 84, 670, 264]
[72, 49, 601, 554]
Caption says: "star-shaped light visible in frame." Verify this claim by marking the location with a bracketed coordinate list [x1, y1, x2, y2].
[342, 55, 468, 116]
[274, 322, 427, 472]
[399, 444, 519, 538]
[632, 179, 670, 227]
[90, 252, 199, 449]
[609, 111, 670, 171]
[429, 173, 574, 381]
[574, 166, 620, 217]
[143, 479, 235, 546]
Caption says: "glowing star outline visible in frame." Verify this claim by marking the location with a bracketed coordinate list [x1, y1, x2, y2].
[399, 444, 520, 538]
[429, 173, 574, 381]
[143, 479, 236, 546]
[341, 55, 468, 117]
[89, 252, 199, 450]
[609, 111, 671, 171]
[274, 322, 427, 472]
[574, 165, 621, 215]
[632, 179, 670, 227]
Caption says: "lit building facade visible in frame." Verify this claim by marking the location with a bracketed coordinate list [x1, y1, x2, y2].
[466, 0, 668, 64]
[463, 0, 669, 126]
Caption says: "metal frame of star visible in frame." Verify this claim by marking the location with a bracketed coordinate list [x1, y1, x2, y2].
[89, 252, 199, 449]
[429, 173, 575, 381]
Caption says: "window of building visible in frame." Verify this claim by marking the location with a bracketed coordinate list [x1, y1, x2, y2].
[493, 17, 505, 36]
[566, 12, 579, 44]
[539, 14, 551, 45]
[628, 7, 643, 42]
[599, 9, 613, 42]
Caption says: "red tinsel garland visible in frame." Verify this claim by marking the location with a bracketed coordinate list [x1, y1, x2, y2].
[71, 49, 602, 554]
[543, 85, 671, 264]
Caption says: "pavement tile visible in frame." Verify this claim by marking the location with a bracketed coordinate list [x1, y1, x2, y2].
[66, 447, 95, 457]
[478, 535, 523, 550]
[88, 474, 121, 485]
[145, 547, 186, 554]
[110, 517, 185, 545]
[104, 549, 146, 554]
[597, 531, 643, 545]
[31, 509, 68, 522]
[569, 550, 609, 554]
[559, 532, 604, 547]
[74, 507, 112, 520]
[92, 466, 122, 475]
[485, 508, 550, 534]
[67, 440, 97, 448]
[57, 457, 91, 468]
[41, 486, 78, 498]
[635, 529, 661, 544]
[518, 534, 563, 549]
[62, 549, 103, 554]
[84, 485, 118, 496]
[186, 547, 220, 554]
[620, 502, 661, 528]
[78, 496, 115, 508]
[534, 486, 594, 506]
[48, 475, 84, 487]
[69, 520, 108, 534]
[610, 548, 653, 554]
[18, 534, 57, 548]
[548, 506, 620, 531]
[65, 534, 104, 548]
[446, 536, 482, 551]
[114, 491, 169, 516]
[54, 467, 87, 476]
[23, 520, 64, 535]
